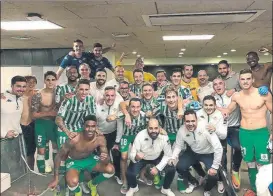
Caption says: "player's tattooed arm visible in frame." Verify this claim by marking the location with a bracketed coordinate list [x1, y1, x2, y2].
[53, 140, 72, 179]
[31, 92, 41, 112]
[98, 136, 110, 164]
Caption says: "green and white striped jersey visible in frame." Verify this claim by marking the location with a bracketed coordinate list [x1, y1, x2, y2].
[55, 83, 76, 104]
[141, 97, 159, 113]
[157, 85, 193, 103]
[122, 111, 148, 136]
[153, 103, 183, 134]
[129, 84, 142, 97]
[57, 95, 96, 132]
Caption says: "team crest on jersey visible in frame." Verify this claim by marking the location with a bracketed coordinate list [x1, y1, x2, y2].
[79, 60, 82, 63]
[66, 161, 74, 168]
[94, 155, 100, 160]
[260, 154, 269, 161]
[200, 115, 205, 119]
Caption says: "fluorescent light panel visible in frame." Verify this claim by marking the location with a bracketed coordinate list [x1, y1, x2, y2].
[163, 35, 214, 41]
[1, 21, 62, 30]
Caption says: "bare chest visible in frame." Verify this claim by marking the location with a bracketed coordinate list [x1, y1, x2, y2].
[40, 92, 55, 108]
[237, 95, 265, 111]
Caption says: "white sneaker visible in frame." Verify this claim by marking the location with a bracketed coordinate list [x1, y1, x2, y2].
[80, 182, 90, 194]
[180, 183, 196, 194]
[45, 161, 52, 173]
[115, 176, 123, 185]
[204, 191, 211, 196]
[161, 187, 175, 196]
[125, 185, 139, 196]
[217, 181, 225, 193]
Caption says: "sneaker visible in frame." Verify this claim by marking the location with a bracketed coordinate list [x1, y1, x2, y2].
[137, 176, 153, 186]
[243, 189, 256, 196]
[87, 181, 99, 196]
[115, 175, 123, 185]
[45, 161, 52, 173]
[180, 183, 196, 194]
[217, 181, 225, 193]
[204, 191, 211, 196]
[125, 185, 139, 196]
[80, 182, 90, 194]
[161, 187, 175, 196]
[120, 184, 128, 194]
[231, 171, 241, 191]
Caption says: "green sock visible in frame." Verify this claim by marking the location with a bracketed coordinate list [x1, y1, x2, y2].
[37, 154, 45, 173]
[177, 175, 187, 191]
[92, 173, 113, 185]
[45, 143, 49, 160]
[248, 167, 258, 192]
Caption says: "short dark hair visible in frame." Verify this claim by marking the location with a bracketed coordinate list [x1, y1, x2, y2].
[74, 39, 83, 45]
[183, 64, 193, 70]
[156, 70, 166, 77]
[44, 71, 57, 80]
[129, 97, 141, 106]
[93, 43, 102, 48]
[84, 115, 97, 123]
[11, 76, 27, 85]
[142, 83, 153, 90]
[77, 79, 90, 87]
[171, 68, 182, 76]
[96, 68, 107, 75]
[203, 95, 216, 104]
[183, 109, 197, 120]
[246, 51, 258, 57]
[218, 60, 230, 68]
[120, 81, 129, 86]
[239, 69, 252, 76]
[104, 86, 116, 91]
[24, 75, 37, 84]
[133, 69, 143, 76]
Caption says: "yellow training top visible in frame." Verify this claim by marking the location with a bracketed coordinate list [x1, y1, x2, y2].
[181, 77, 199, 101]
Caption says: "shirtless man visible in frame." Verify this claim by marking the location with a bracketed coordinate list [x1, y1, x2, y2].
[31, 71, 58, 174]
[20, 76, 38, 170]
[224, 69, 272, 195]
[48, 115, 115, 196]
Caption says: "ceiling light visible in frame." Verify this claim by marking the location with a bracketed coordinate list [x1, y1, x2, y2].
[230, 49, 236, 52]
[223, 52, 228, 55]
[181, 48, 186, 51]
[217, 55, 222, 58]
[163, 35, 214, 41]
[137, 54, 141, 58]
[264, 52, 269, 55]
[132, 51, 137, 55]
[11, 36, 32, 40]
[179, 52, 184, 55]
[211, 64, 215, 65]
[112, 33, 130, 38]
[1, 21, 62, 30]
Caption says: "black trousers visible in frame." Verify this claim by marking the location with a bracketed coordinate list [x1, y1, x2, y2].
[103, 130, 121, 177]
[176, 148, 219, 191]
[127, 157, 176, 189]
[21, 121, 36, 156]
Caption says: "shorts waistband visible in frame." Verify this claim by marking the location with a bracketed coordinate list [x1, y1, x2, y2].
[239, 127, 268, 132]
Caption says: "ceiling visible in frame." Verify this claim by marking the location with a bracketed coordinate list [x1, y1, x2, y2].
[1, 0, 272, 59]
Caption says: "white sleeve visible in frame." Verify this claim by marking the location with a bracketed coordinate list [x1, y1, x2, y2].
[129, 134, 141, 163]
[206, 132, 223, 170]
[215, 114, 228, 140]
[156, 138, 172, 171]
[172, 127, 186, 159]
[115, 118, 124, 143]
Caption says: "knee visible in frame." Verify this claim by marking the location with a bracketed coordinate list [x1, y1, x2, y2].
[37, 148, 45, 155]
[176, 162, 188, 174]
[121, 153, 128, 161]
[165, 164, 176, 174]
[105, 164, 115, 174]
[207, 172, 219, 181]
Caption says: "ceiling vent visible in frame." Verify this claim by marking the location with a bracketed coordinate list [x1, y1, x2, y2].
[142, 10, 265, 26]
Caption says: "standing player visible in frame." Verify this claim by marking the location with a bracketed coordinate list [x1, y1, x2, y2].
[31, 71, 58, 174]
[48, 115, 115, 196]
[129, 69, 144, 98]
[181, 65, 200, 101]
[115, 98, 148, 194]
[224, 69, 272, 195]
[55, 66, 78, 108]
[78, 63, 91, 81]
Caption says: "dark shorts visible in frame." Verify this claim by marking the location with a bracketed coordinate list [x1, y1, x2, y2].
[21, 121, 36, 156]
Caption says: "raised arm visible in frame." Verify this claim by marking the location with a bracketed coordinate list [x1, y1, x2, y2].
[227, 93, 239, 114]
[102, 43, 116, 54]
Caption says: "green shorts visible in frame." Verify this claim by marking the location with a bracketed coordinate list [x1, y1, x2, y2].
[120, 135, 135, 153]
[66, 154, 100, 172]
[35, 119, 57, 148]
[57, 128, 83, 149]
[168, 133, 177, 145]
[239, 127, 270, 164]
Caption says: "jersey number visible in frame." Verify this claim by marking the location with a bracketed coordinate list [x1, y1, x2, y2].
[59, 136, 66, 145]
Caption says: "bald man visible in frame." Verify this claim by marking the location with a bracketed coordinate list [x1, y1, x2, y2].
[197, 70, 214, 102]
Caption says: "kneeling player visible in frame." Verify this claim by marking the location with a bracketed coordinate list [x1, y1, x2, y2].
[48, 115, 115, 196]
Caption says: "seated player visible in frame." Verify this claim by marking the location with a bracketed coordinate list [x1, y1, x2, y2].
[48, 115, 115, 196]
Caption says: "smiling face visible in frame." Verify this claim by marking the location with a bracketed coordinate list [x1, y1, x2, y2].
[203, 99, 216, 115]
[93, 47, 102, 58]
[165, 91, 178, 109]
[156, 72, 166, 84]
[129, 100, 141, 117]
[142, 85, 153, 100]
[83, 120, 97, 139]
[76, 83, 90, 101]
[213, 78, 225, 95]
[44, 75, 57, 89]
[119, 83, 129, 98]
[184, 114, 197, 132]
[95, 71, 107, 86]
[104, 89, 116, 106]
[218, 63, 230, 77]
[73, 42, 84, 54]
[133, 71, 144, 85]
[197, 70, 209, 86]
[79, 64, 90, 79]
[147, 118, 160, 140]
[183, 65, 193, 79]
[12, 81, 27, 96]
[67, 66, 79, 82]
[115, 66, 125, 81]
[170, 72, 182, 86]
[246, 53, 259, 68]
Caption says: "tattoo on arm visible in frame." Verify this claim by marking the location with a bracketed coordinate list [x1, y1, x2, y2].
[31, 93, 41, 112]
[54, 141, 72, 177]
[99, 137, 109, 163]
[55, 116, 68, 133]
